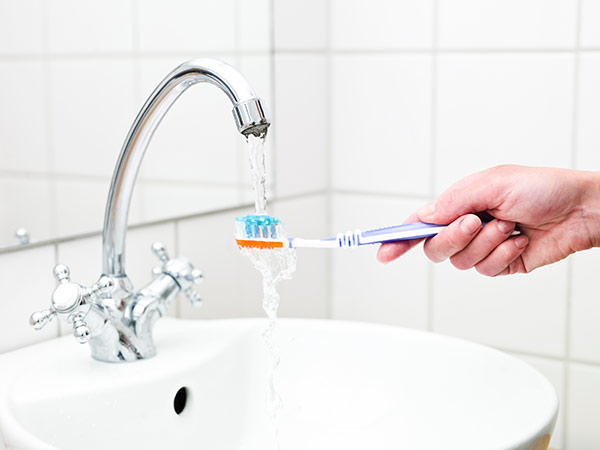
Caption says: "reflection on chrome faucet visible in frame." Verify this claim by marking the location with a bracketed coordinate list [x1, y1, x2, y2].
[29, 58, 270, 362]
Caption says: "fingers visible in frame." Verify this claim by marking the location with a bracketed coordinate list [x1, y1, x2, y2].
[377, 238, 424, 263]
[377, 212, 423, 264]
[423, 215, 482, 263]
[449, 219, 515, 270]
[474, 235, 529, 276]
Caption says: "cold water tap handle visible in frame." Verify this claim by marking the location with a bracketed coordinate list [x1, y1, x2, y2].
[151, 242, 204, 307]
[30, 265, 114, 341]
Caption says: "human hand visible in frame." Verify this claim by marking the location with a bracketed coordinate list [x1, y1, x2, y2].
[377, 165, 600, 276]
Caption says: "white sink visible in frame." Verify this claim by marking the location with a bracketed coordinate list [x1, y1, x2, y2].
[0, 318, 557, 450]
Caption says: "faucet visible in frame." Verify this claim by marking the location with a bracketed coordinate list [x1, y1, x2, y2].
[29, 58, 269, 362]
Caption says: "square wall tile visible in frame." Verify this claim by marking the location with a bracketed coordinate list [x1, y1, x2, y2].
[47, 0, 134, 53]
[331, 0, 434, 50]
[438, 0, 577, 49]
[0, 60, 47, 173]
[274, 54, 328, 197]
[567, 363, 600, 450]
[508, 353, 565, 449]
[138, 57, 240, 184]
[50, 59, 137, 178]
[272, 195, 330, 319]
[331, 194, 430, 330]
[569, 249, 600, 363]
[0, 0, 43, 54]
[273, 0, 328, 50]
[332, 54, 432, 196]
[433, 261, 568, 358]
[581, 0, 600, 47]
[54, 177, 143, 239]
[138, 0, 235, 53]
[0, 177, 53, 247]
[435, 53, 573, 192]
[138, 182, 240, 223]
[576, 53, 600, 171]
[0, 245, 58, 353]
[177, 208, 265, 319]
[57, 235, 102, 286]
[239, 0, 271, 52]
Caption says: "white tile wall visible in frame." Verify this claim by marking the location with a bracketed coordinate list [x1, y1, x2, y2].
[433, 261, 568, 357]
[0, 0, 43, 55]
[0, 177, 53, 245]
[567, 363, 600, 449]
[137, 0, 236, 53]
[569, 249, 600, 363]
[0, 60, 47, 173]
[46, 0, 134, 54]
[274, 53, 329, 197]
[331, 194, 430, 330]
[0, 245, 57, 353]
[581, 0, 600, 47]
[273, 0, 328, 50]
[435, 53, 574, 192]
[238, 0, 271, 52]
[331, 54, 432, 195]
[576, 53, 600, 171]
[331, 0, 434, 50]
[49, 59, 137, 178]
[438, 0, 577, 49]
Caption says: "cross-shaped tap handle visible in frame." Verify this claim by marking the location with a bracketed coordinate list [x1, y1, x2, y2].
[151, 242, 204, 307]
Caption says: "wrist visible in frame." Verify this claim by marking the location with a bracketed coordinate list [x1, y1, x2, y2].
[576, 170, 600, 248]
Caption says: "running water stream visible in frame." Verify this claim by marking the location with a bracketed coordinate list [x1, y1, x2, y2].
[241, 134, 297, 448]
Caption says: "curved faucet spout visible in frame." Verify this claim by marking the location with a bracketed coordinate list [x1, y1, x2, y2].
[102, 58, 269, 277]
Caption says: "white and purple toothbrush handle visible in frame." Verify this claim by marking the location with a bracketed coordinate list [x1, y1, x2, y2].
[290, 221, 519, 249]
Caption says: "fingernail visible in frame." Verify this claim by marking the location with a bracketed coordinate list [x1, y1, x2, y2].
[418, 202, 436, 219]
[460, 215, 480, 235]
[497, 220, 514, 234]
[514, 235, 529, 249]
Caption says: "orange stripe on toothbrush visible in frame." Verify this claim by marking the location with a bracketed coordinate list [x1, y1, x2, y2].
[236, 239, 284, 249]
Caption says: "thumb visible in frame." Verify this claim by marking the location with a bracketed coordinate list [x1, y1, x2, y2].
[417, 169, 506, 224]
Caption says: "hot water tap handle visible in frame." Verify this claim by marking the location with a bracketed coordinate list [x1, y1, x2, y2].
[151, 242, 204, 307]
[29, 265, 115, 343]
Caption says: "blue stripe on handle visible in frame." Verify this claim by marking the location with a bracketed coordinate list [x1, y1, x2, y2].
[361, 222, 443, 239]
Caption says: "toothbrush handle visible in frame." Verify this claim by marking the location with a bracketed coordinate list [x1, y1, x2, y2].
[358, 222, 448, 245]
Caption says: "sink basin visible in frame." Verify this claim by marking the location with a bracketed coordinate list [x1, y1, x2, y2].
[0, 318, 557, 450]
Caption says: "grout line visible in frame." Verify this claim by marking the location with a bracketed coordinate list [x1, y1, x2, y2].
[39, 0, 58, 241]
[333, 189, 432, 201]
[563, 2, 583, 447]
[4, 47, 600, 63]
[325, 0, 334, 320]
[427, 0, 439, 333]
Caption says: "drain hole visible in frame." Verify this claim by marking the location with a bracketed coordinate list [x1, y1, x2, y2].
[173, 387, 188, 415]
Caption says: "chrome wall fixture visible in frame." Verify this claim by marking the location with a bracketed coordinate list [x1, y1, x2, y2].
[29, 58, 269, 362]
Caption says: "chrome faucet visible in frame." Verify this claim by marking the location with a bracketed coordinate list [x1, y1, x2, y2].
[29, 58, 269, 362]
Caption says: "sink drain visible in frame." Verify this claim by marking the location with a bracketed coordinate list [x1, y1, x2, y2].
[173, 387, 189, 415]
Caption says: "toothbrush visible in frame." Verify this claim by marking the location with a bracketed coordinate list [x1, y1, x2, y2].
[235, 214, 519, 249]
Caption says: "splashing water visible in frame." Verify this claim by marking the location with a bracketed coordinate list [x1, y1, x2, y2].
[241, 134, 297, 448]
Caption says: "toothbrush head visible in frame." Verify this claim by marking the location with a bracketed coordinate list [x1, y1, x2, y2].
[234, 214, 287, 249]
